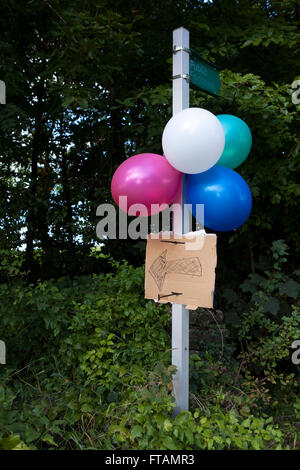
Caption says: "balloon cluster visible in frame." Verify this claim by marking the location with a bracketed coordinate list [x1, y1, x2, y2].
[111, 108, 252, 232]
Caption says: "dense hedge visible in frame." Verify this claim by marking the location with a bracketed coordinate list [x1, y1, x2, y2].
[0, 244, 299, 450]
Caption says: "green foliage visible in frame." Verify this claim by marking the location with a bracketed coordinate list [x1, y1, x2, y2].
[218, 240, 300, 438]
[58, 259, 170, 388]
[0, 0, 299, 276]
[0, 250, 299, 450]
[0, 259, 170, 449]
[0, 0, 299, 451]
[0, 358, 285, 451]
[0, 435, 29, 450]
[106, 369, 284, 450]
[234, 242, 300, 413]
[0, 384, 29, 450]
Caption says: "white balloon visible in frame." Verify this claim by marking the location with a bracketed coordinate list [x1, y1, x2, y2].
[162, 107, 225, 174]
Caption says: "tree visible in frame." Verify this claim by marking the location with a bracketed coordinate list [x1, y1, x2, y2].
[0, 0, 299, 283]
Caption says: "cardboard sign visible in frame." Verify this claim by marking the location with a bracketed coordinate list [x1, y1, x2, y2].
[145, 232, 217, 309]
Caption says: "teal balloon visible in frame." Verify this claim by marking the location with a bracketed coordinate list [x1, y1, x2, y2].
[216, 114, 252, 169]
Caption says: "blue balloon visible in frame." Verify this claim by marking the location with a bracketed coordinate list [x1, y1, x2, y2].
[186, 166, 252, 232]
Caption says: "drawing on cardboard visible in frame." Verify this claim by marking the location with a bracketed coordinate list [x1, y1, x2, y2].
[149, 249, 202, 291]
[145, 233, 217, 308]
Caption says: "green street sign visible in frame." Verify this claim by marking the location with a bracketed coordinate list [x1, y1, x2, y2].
[189, 49, 221, 97]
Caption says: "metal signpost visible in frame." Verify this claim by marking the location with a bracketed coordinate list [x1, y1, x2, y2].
[171, 27, 221, 415]
[172, 27, 190, 415]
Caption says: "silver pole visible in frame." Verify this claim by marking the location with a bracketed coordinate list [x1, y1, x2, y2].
[172, 27, 190, 415]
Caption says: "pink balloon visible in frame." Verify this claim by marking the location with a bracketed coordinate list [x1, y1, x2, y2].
[111, 153, 182, 216]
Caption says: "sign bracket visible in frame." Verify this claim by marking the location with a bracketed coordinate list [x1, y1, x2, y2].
[173, 46, 190, 54]
[172, 73, 190, 82]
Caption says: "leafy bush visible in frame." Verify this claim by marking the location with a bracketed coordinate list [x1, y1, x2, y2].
[0, 361, 285, 450]
[231, 241, 300, 412]
[0, 248, 298, 450]
[106, 364, 284, 450]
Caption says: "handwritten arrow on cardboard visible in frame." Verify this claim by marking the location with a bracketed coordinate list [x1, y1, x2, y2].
[149, 249, 202, 291]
